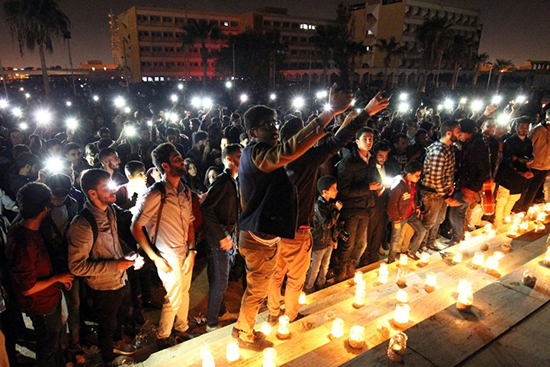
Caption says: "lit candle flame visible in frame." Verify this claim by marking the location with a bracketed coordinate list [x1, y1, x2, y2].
[278, 315, 290, 336]
[349, 325, 365, 348]
[472, 252, 484, 268]
[331, 318, 344, 338]
[394, 304, 410, 326]
[299, 292, 306, 305]
[452, 252, 463, 264]
[420, 252, 430, 265]
[226, 342, 240, 363]
[378, 262, 389, 284]
[261, 322, 272, 336]
[263, 348, 277, 367]
[396, 289, 408, 304]
[399, 253, 408, 266]
[425, 272, 436, 288]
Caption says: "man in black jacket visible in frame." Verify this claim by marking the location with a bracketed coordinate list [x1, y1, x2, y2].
[448, 119, 491, 244]
[335, 127, 382, 281]
[201, 144, 241, 332]
[267, 96, 389, 324]
[494, 118, 534, 228]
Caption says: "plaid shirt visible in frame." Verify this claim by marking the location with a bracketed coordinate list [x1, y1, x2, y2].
[422, 141, 455, 196]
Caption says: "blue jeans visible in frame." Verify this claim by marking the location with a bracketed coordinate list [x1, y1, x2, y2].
[449, 192, 470, 242]
[206, 245, 236, 327]
[305, 246, 333, 290]
[420, 191, 448, 248]
[339, 216, 370, 267]
[389, 215, 427, 262]
[29, 302, 63, 367]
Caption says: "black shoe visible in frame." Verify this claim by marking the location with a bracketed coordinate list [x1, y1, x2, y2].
[157, 336, 179, 350]
[232, 329, 272, 351]
[173, 330, 200, 342]
[113, 340, 137, 355]
[407, 253, 420, 261]
[291, 312, 306, 323]
[268, 310, 284, 325]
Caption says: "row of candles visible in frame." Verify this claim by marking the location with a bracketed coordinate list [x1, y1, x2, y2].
[201, 205, 550, 366]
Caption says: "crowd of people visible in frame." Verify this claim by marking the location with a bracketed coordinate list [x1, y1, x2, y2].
[0, 81, 549, 366]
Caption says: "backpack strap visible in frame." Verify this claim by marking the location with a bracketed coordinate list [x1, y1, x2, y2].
[142, 182, 166, 253]
[78, 207, 98, 247]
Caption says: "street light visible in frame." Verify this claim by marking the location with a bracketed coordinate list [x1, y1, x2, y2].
[25, 93, 31, 99]
[269, 93, 277, 101]
[177, 83, 184, 90]
[66, 101, 72, 107]
[225, 81, 233, 89]
[92, 95, 99, 102]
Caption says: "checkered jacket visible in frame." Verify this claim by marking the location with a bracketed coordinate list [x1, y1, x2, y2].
[421, 141, 455, 196]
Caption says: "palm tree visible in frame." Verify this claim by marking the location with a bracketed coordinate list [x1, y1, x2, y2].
[447, 34, 473, 89]
[375, 37, 407, 86]
[183, 19, 224, 90]
[312, 25, 339, 86]
[415, 17, 452, 91]
[494, 59, 513, 91]
[472, 52, 489, 87]
[4, 0, 70, 96]
[264, 31, 286, 90]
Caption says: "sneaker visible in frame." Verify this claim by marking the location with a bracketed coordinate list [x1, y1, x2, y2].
[113, 340, 136, 356]
[172, 329, 200, 342]
[206, 325, 222, 333]
[303, 287, 314, 295]
[232, 329, 272, 351]
[268, 310, 284, 325]
[219, 311, 238, 322]
[407, 253, 420, 261]
[290, 312, 306, 323]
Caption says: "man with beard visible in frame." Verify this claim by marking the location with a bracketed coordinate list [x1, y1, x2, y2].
[98, 148, 127, 185]
[131, 143, 197, 350]
[419, 121, 461, 251]
[68, 169, 138, 364]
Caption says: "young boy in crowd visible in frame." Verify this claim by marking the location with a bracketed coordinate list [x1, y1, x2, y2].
[116, 160, 148, 211]
[387, 160, 427, 263]
[304, 176, 342, 293]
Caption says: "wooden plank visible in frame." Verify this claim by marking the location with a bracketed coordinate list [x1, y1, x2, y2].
[340, 339, 437, 367]
[458, 303, 550, 367]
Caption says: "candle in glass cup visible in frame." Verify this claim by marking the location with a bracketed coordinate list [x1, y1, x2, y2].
[425, 272, 436, 292]
[277, 315, 290, 339]
[396, 289, 408, 304]
[331, 318, 344, 338]
[543, 247, 550, 267]
[353, 283, 366, 308]
[299, 292, 306, 305]
[387, 332, 408, 362]
[202, 350, 215, 367]
[396, 268, 407, 288]
[393, 303, 410, 328]
[452, 252, 462, 264]
[263, 348, 277, 367]
[505, 216, 512, 224]
[378, 262, 389, 284]
[456, 280, 473, 312]
[353, 270, 363, 284]
[226, 342, 239, 363]
[472, 252, 484, 269]
[418, 252, 429, 267]
[348, 325, 365, 349]
[399, 253, 408, 267]
[485, 256, 500, 276]
[537, 212, 546, 222]
[261, 321, 272, 336]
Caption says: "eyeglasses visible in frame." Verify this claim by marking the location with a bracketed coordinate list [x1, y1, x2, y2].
[254, 121, 277, 130]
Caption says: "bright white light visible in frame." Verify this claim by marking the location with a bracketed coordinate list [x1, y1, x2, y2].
[202, 97, 213, 109]
[316, 90, 328, 99]
[225, 81, 233, 89]
[114, 96, 126, 109]
[0, 100, 8, 109]
[19, 87, 24, 92]
[516, 95, 527, 104]
[269, 93, 277, 101]
[491, 95, 502, 105]
[66, 101, 72, 107]
[350, 99, 356, 106]
[34, 109, 52, 125]
[124, 107, 131, 114]
[240, 94, 248, 103]
[66, 117, 78, 130]
[399, 93, 408, 101]
[460, 97, 467, 104]
[25, 93, 31, 99]
[292, 96, 305, 110]
[444, 98, 454, 111]
[497, 113, 511, 125]
[107, 181, 118, 191]
[45, 157, 63, 173]
[170, 94, 178, 103]
[177, 83, 184, 90]
[93, 95, 99, 102]
[191, 97, 202, 109]
[398, 102, 410, 113]
[125, 125, 137, 137]
[437, 104, 443, 111]
[12, 107, 23, 118]
[470, 100, 484, 112]
[147, 120, 153, 127]
[356, 108, 362, 114]
[323, 103, 332, 112]
[170, 113, 179, 123]
[19, 122, 28, 130]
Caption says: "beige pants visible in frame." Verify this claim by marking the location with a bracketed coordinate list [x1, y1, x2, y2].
[494, 186, 521, 227]
[0, 329, 8, 367]
[234, 231, 279, 341]
[156, 254, 193, 339]
[267, 229, 312, 321]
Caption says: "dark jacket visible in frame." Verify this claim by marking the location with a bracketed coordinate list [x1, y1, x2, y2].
[336, 148, 377, 218]
[387, 177, 422, 223]
[312, 196, 340, 250]
[457, 133, 491, 192]
[286, 110, 372, 227]
[201, 169, 240, 246]
[495, 135, 534, 194]
[366, 157, 400, 207]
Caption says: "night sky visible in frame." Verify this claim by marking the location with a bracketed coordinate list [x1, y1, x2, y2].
[0, 0, 548, 68]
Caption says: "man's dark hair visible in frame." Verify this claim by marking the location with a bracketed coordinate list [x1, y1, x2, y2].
[239, 132, 248, 142]
[165, 127, 178, 137]
[231, 112, 241, 121]
[419, 121, 434, 132]
[513, 116, 532, 128]
[45, 139, 62, 151]
[125, 160, 146, 177]
[194, 131, 208, 144]
[222, 144, 242, 160]
[243, 105, 276, 131]
[356, 127, 374, 140]
[404, 160, 423, 175]
[139, 124, 150, 132]
[15, 152, 39, 170]
[64, 142, 81, 155]
[98, 127, 111, 135]
[373, 141, 392, 155]
[97, 138, 113, 150]
[317, 175, 338, 194]
[9, 127, 22, 136]
[98, 148, 117, 164]
[415, 128, 428, 139]
[17, 182, 52, 219]
[12, 144, 31, 160]
[393, 133, 408, 144]
[280, 117, 304, 143]
[152, 143, 178, 174]
[81, 169, 111, 199]
[440, 120, 458, 136]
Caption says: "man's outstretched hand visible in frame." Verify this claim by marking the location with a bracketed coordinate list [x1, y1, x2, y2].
[365, 91, 391, 116]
